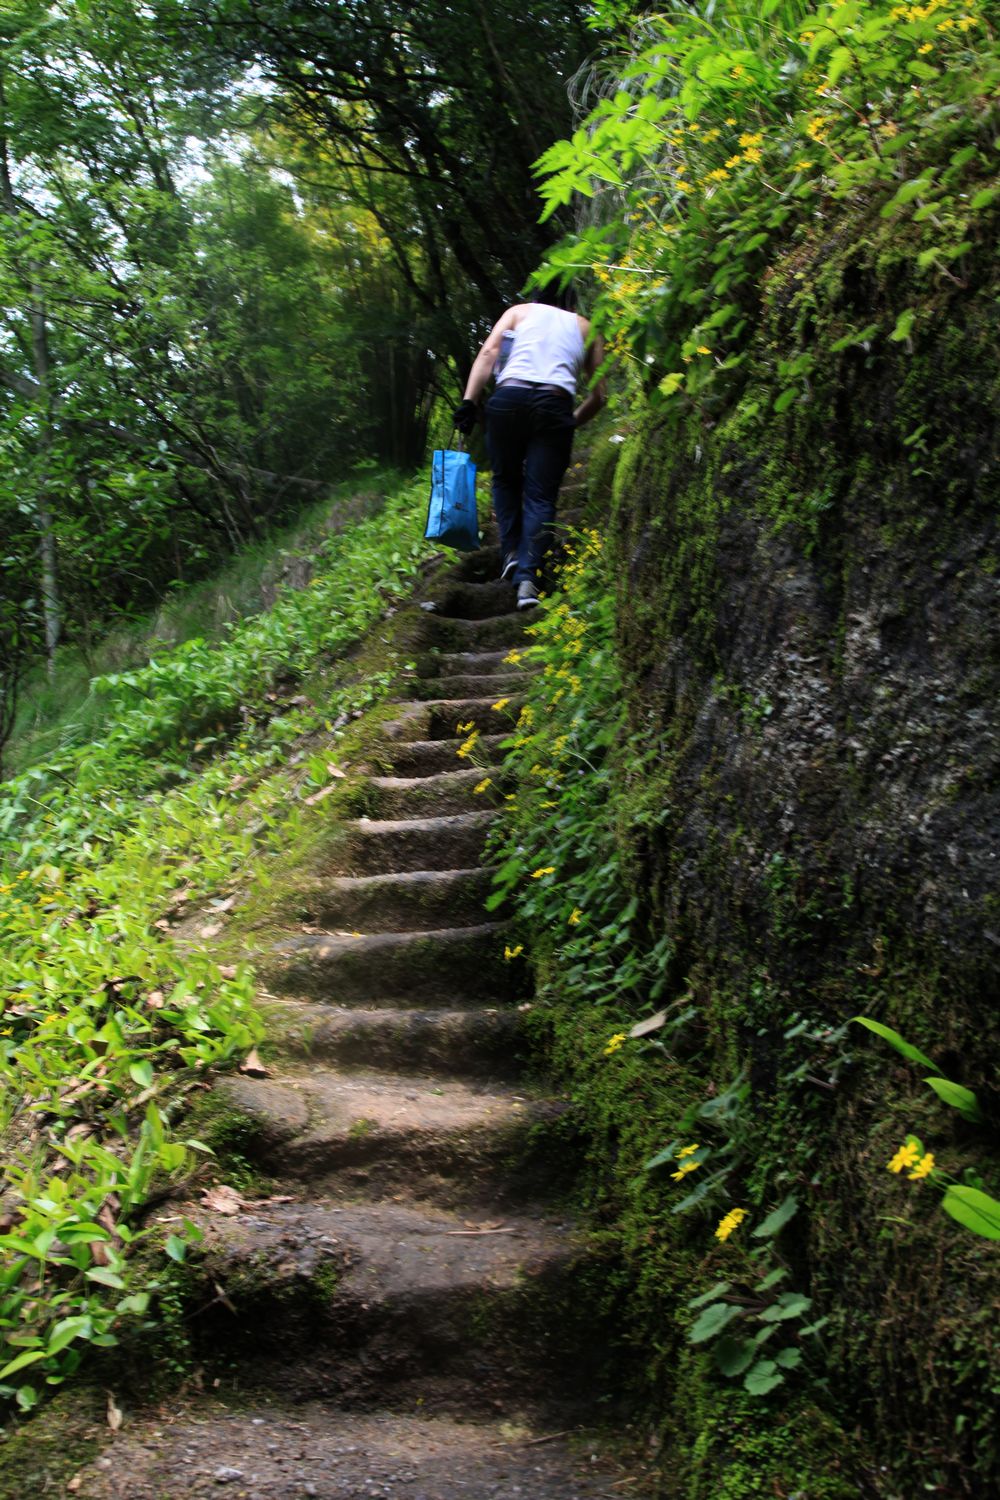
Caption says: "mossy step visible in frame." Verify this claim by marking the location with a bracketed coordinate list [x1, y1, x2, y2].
[290, 867, 494, 933]
[425, 648, 523, 677]
[262, 922, 525, 1006]
[375, 732, 508, 777]
[161, 1198, 590, 1412]
[381, 696, 525, 742]
[420, 612, 529, 652]
[213, 1068, 562, 1201]
[261, 997, 526, 1077]
[72, 1402, 632, 1499]
[429, 579, 519, 620]
[365, 766, 504, 819]
[407, 671, 526, 701]
[338, 810, 496, 875]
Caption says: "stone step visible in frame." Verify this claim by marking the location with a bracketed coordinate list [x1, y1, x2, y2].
[429, 579, 518, 620]
[291, 867, 494, 933]
[420, 612, 529, 652]
[174, 1197, 593, 1412]
[262, 922, 525, 1006]
[423, 648, 520, 677]
[214, 1068, 562, 1202]
[365, 767, 504, 820]
[72, 1403, 633, 1498]
[407, 671, 526, 701]
[376, 732, 508, 777]
[261, 997, 526, 1078]
[381, 696, 524, 743]
[339, 810, 496, 875]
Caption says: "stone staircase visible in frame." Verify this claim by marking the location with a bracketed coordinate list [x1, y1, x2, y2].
[76, 513, 646, 1497]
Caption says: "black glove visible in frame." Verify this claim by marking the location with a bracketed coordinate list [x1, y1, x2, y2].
[452, 399, 478, 436]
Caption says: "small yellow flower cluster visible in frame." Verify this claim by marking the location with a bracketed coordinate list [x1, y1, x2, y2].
[671, 1143, 701, 1181]
[456, 729, 479, 760]
[603, 1031, 627, 1056]
[504, 943, 524, 961]
[504, 651, 523, 666]
[491, 697, 510, 712]
[805, 114, 830, 142]
[568, 908, 582, 925]
[473, 777, 492, 794]
[715, 1207, 747, 1242]
[888, 1141, 936, 1179]
[531, 865, 556, 879]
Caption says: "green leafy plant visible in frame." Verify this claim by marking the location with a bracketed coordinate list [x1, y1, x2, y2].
[853, 1016, 1000, 1239]
[535, 0, 999, 404]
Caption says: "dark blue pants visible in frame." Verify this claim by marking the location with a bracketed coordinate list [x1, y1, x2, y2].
[485, 384, 575, 585]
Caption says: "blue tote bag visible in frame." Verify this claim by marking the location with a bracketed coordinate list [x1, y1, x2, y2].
[425, 441, 480, 553]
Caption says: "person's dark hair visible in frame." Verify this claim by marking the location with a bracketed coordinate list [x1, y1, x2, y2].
[532, 282, 578, 312]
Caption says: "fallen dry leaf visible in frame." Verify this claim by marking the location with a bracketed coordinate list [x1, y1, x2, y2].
[218, 964, 237, 980]
[146, 989, 165, 1009]
[67, 1476, 82, 1493]
[326, 762, 347, 778]
[106, 1391, 123, 1431]
[304, 784, 335, 806]
[201, 1184, 245, 1216]
[199, 922, 223, 939]
[238, 1048, 270, 1078]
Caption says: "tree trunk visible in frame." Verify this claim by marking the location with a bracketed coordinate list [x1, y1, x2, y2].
[29, 291, 60, 676]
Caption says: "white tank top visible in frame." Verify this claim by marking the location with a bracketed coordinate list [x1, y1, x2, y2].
[497, 305, 585, 397]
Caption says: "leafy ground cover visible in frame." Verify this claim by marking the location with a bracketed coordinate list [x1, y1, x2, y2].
[0, 474, 431, 1415]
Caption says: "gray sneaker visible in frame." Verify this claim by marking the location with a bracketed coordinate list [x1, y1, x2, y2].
[500, 552, 518, 581]
[516, 580, 540, 610]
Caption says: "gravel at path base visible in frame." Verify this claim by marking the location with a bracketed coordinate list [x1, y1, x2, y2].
[73, 1401, 649, 1499]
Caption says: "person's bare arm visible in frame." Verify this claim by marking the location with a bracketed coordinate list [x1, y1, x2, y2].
[574, 331, 607, 428]
[463, 307, 520, 404]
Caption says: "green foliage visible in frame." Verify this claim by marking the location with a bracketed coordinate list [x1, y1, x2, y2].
[536, 0, 999, 402]
[854, 1017, 1000, 1237]
[0, 474, 429, 1412]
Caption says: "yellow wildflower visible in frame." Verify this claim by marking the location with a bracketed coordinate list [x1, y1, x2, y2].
[603, 1031, 627, 1056]
[491, 698, 510, 712]
[792, 159, 814, 171]
[697, 345, 712, 356]
[568, 908, 582, 925]
[725, 154, 742, 169]
[504, 944, 524, 961]
[918, 41, 934, 52]
[504, 651, 523, 666]
[888, 1141, 920, 1174]
[531, 866, 556, 879]
[456, 720, 474, 734]
[473, 777, 492, 794]
[671, 1159, 700, 1181]
[738, 131, 763, 148]
[677, 1143, 700, 1159]
[456, 730, 479, 760]
[705, 167, 730, 184]
[675, 181, 693, 194]
[715, 1208, 747, 1242]
[909, 1152, 936, 1181]
[741, 146, 762, 164]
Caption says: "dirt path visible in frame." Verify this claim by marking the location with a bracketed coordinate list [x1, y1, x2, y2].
[74, 508, 650, 1498]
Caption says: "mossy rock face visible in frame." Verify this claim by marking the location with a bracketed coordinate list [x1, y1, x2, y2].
[539, 204, 1000, 1495]
[0, 1384, 105, 1499]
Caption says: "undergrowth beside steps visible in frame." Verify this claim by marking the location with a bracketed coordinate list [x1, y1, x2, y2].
[0, 475, 429, 1416]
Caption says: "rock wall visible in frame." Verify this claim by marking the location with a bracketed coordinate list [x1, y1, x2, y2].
[608, 206, 1000, 1490]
